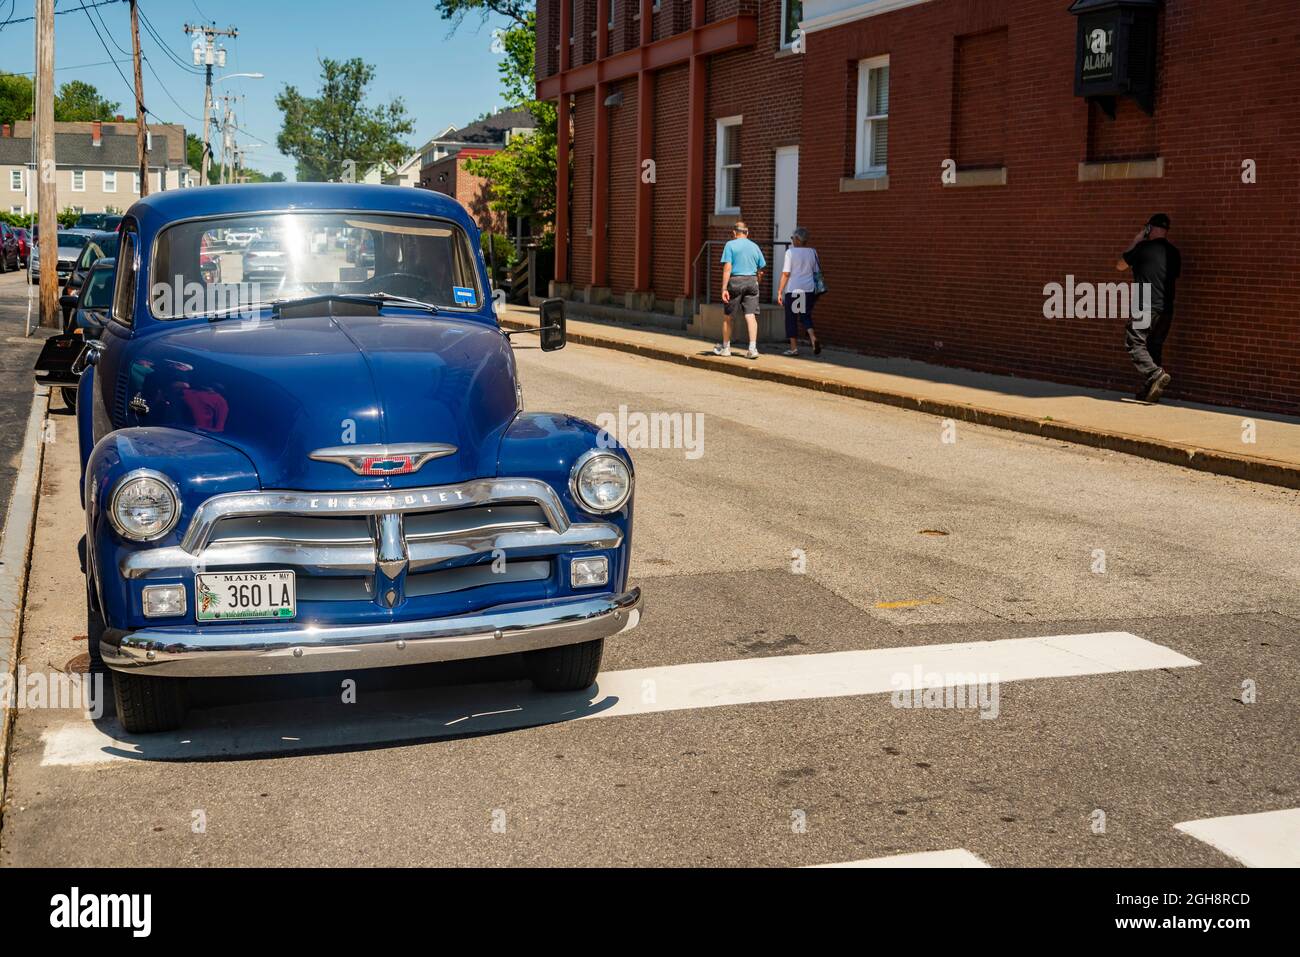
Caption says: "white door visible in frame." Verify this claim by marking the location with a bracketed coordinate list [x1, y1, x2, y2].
[772, 146, 799, 303]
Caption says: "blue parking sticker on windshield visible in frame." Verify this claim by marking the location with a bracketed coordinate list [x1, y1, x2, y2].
[452, 286, 476, 306]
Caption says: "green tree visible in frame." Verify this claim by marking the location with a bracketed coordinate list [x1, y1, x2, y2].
[275, 58, 413, 182]
[433, 0, 530, 29]
[53, 80, 119, 122]
[0, 74, 34, 126]
[454, 12, 558, 246]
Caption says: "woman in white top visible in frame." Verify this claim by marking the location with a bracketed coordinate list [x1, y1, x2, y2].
[775, 227, 822, 357]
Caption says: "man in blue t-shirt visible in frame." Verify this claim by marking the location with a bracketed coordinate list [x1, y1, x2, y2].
[715, 221, 767, 359]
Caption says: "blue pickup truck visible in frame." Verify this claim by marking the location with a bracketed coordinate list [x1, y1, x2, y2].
[37, 183, 641, 733]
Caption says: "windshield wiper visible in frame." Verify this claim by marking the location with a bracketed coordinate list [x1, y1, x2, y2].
[267, 292, 443, 317]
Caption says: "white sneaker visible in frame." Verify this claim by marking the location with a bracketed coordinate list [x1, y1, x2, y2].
[746, 347, 760, 359]
[713, 344, 732, 356]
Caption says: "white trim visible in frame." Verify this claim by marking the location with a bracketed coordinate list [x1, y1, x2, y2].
[71, 169, 86, 192]
[9, 169, 21, 191]
[801, 0, 934, 36]
[102, 170, 117, 193]
[855, 55, 890, 178]
[714, 115, 742, 215]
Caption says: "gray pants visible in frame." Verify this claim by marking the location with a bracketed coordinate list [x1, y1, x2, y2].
[1125, 310, 1173, 382]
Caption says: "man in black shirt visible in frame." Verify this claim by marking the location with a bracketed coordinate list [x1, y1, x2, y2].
[1117, 213, 1182, 403]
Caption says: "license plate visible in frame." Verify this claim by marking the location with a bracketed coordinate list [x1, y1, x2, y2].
[195, 571, 296, 622]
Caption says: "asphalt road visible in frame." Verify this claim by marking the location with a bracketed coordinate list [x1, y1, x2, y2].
[0, 271, 54, 534]
[1, 334, 1296, 867]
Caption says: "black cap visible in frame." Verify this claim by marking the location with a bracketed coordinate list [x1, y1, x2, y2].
[1148, 213, 1171, 230]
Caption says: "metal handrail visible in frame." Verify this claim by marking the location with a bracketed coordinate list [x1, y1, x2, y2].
[691, 237, 792, 318]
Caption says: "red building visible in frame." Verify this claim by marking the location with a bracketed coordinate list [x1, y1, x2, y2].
[536, 0, 1300, 412]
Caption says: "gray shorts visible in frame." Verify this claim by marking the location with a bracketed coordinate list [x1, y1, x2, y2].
[724, 276, 761, 317]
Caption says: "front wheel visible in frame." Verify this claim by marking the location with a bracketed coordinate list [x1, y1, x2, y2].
[112, 670, 187, 734]
[61, 386, 77, 411]
[527, 638, 604, 692]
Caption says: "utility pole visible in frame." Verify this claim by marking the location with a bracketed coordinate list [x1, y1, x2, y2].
[129, 0, 149, 196]
[183, 23, 237, 186]
[35, 0, 58, 329]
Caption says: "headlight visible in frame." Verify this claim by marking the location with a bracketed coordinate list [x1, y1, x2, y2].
[109, 469, 181, 541]
[570, 451, 632, 514]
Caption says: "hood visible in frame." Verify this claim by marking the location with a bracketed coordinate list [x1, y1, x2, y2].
[127, 311, 518, 490]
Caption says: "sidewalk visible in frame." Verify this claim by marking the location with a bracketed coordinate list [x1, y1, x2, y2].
[501, 304, 1300, 490]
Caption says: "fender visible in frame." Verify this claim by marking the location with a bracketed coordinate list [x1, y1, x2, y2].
[497, 412, 634, 593]
[86, 427, 260, 630]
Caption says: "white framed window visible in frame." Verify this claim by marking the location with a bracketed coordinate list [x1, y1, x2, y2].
[714, 116, 742, 214]
[103, 170, 117, 192]
[10, 206, 22, 215]
[780, 0, 803, 49]
[69, 205, 84, 214]
[9, 169, 21, 191]
[855, 56, 889, 177]
[71, 169, 86, 191]
[133, 172, 141, 193]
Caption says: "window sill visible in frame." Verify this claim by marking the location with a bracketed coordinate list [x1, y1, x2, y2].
[1078, 157, 1164, 182]
[943, 166, 1007, 188]
[774, 46, 800, 60]
[710, 212, 740, 226]
[839, 175, 888, 192]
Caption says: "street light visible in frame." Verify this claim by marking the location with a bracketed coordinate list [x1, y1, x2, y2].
[216, 72, 264, 83]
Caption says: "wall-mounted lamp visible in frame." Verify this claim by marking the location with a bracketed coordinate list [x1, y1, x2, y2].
[604, 90, 623, 108]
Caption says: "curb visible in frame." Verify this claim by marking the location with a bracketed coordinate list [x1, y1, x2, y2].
[0, 385, 51, 806]
[502, 316, 1300, 492]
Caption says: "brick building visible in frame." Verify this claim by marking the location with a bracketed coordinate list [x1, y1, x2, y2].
[536, 0, 1300, 413]
[418, 109, 537, 235]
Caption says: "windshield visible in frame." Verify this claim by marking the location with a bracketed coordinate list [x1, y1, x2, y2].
[59, 233, 90, 250]
[151, 212, 483, 319]
[76, 234, 120, 270]
[82, 265, 115, 309]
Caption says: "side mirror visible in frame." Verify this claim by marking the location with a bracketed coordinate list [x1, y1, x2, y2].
[539, 297, 566, 352]
[60, 295, 79, 311]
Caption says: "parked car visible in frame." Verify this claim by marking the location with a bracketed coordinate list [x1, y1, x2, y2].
[62, 230, 120, 325]
[0, 223, 19, 272]
[74, 212, 124, 232]
[49, 257, 117, 410]
[29, 229, 94, 284]
[14, 227, 31, 266]
[48, 183, 638, 733]
[241, 236, 288, 284]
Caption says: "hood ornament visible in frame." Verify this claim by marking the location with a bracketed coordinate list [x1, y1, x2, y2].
[309, 442, 457, 477]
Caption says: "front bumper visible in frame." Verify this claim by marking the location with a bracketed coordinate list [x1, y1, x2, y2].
[101, 588, 641, 677]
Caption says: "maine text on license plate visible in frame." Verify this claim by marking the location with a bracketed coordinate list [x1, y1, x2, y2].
[196, 571, 296, 621]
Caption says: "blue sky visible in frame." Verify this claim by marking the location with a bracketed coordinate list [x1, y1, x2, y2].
[0, 0, 516, 179]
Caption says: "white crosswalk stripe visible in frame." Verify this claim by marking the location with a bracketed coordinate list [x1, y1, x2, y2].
[809, 849, 990, 868]
[40, 630, 1196, 765]
[1174, 808, 1300, 867]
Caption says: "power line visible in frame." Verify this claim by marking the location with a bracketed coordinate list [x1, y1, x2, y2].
[137, 3, 204, 75]
[0, 0, 124, 28]
[77, 0, 139, 109]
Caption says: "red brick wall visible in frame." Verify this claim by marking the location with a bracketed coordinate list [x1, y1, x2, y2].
[798, 0, 1300, 412]
[952, 27, 1007, 168]
[608, 77, 640, 293]
[571, 90, 595, 286]
[652, 64, 690, 297]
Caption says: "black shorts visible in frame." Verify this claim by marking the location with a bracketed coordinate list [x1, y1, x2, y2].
[723, 276, 761, 317]
[783, 290, 818, 337]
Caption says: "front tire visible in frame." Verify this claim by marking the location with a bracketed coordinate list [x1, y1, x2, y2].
[61, 386, 77, 411]
[112, 670, 187, 734]
[527, 638, 604, 692]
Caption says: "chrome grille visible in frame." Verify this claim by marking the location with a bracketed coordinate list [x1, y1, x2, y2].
[120, 479, 623, 602]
